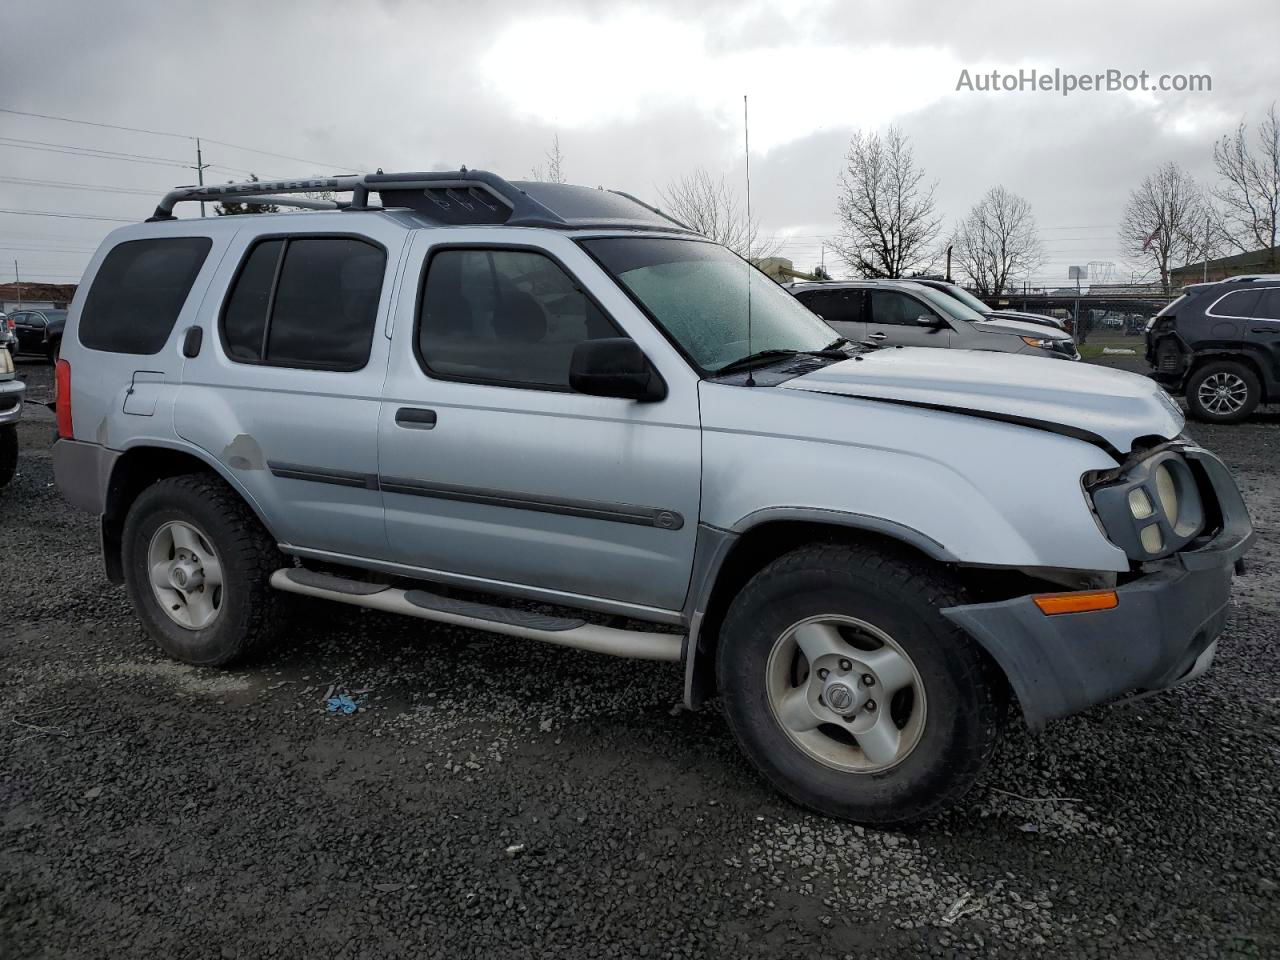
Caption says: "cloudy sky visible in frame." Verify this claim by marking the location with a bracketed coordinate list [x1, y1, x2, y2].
[2, 0, 1277, 288]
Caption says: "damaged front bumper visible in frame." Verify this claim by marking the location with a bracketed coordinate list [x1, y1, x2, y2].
[942, 446, 1254, 731]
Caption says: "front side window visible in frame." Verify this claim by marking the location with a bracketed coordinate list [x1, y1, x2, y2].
[220, 236, 385, 370]
[417, 247, 620, 389]
[870, 290, 937, 326]
[79, 237, 211, 354]
[581, 237, 835, 373]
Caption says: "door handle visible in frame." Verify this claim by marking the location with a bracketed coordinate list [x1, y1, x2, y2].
[867, 331, 888, 340]
[395, 407, 437, 429]
[1251, 327, 1277, 334]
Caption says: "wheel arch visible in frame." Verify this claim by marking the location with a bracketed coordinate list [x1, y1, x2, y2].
[1185, 350, 1266, 390]
[101, 441, 273, 584]
[682, 510, 959, 709]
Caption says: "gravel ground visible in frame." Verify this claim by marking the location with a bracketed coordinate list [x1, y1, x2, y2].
[2, 356, 1277, 959]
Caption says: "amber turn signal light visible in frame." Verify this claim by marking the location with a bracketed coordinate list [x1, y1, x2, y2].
[1032, 590, 1119, 616]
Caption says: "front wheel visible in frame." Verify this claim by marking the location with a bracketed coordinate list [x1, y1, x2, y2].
[717, 542, 1004, 825]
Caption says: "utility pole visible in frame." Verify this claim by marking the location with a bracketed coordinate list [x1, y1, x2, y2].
[1203, 214, 1210, 283]
[14, 260, 21, 309]
[191, 137, 210, 218]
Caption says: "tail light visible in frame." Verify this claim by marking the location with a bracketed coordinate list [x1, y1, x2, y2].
[55, 358, 73, 439]
[4, 316, 12, 330]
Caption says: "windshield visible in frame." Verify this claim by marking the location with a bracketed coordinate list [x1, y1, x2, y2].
[935, 283, 992, 316]
[910, 284, 986, 324]
[581, 237, 837, 373]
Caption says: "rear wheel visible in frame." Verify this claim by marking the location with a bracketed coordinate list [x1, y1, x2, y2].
[716, 542, 1004, 825]
[122, 473, 282, 665]
[1185, 361, 1260, 424]
[0, 425, 16, 487]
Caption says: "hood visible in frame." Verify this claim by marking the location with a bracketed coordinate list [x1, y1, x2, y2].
[779, 347, 1183, 455]
[969, 315, 1071, 339]
[986, 309, 1065, 331]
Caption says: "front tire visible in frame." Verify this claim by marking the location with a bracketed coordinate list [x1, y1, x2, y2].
[717, 542, 1003, 825]
[1185, 361, 1260, 424]
[122, 473, 282, 665]
[0, 425, 16, 487]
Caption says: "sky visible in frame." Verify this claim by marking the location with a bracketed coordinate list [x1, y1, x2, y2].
[1, 0, 1278, 289]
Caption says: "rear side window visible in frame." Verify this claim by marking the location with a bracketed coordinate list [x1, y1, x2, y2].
[220, 236, 385, 371]
[1208, 289, 1262, 319]
[797, 288, 863, 324]
[79, 237, 212, 354]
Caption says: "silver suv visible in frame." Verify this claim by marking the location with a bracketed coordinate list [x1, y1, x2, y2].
[789, 279, 1079, 359]
[53, 171, 1251, 825]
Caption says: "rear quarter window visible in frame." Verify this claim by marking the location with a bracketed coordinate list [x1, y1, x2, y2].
[79, 237, 212, 354]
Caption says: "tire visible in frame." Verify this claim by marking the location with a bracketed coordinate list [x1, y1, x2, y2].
[716, 542, 1004, 826]
[0, 425, 16, 488]
[122, 473, 282, 666]
[1185, 360, 1260, 424]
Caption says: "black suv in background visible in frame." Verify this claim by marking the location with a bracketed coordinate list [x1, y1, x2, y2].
[1146, 275, 1280, 423]
[10, 308, 67, 362]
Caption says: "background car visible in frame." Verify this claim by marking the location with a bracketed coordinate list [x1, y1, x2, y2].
[787, 279, 1079, 360]
[911, 278, 1067, 331]
[1146, 274, 1280, 423]
[0, 312, 16, 356]
[0, 345, 23, 486]
[10, 308, 67, 363]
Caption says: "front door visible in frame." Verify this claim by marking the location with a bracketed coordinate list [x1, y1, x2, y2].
[866, 289, 952, 348]
[377, 231, 701, 616]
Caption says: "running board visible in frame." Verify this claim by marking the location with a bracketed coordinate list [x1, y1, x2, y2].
[269, 568, 684, 662]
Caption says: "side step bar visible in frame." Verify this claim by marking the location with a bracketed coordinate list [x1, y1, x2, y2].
[269, 568, 684, 662]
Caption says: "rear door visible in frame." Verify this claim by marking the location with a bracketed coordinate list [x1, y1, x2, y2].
[11, 311, 44, 353]
[866, 289, 952, 348]
[793, 288, 866, 341]
[1246, 286, 1280, 394]
[174, 219, 405, 560]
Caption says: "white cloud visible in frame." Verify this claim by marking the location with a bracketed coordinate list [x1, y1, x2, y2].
[479, 11, 962, 151]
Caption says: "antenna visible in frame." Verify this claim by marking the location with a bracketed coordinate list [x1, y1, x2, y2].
[744, 94, 755, 387]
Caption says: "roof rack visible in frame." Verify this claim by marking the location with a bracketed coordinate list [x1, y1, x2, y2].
[148, 168, 694, 233]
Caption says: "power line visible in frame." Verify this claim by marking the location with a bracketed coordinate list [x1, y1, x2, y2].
[0, 175, 160, 196]
[0, 208, 134, 222]
[0, 139, 192, 169]
[0, 106, 362, 173]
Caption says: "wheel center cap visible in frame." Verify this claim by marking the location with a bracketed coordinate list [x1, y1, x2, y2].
[169, 562, 202, 591]
[823, 680, 865, 715]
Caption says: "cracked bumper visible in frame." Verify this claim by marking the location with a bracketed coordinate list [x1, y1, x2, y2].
[942, 447, 1254, 731]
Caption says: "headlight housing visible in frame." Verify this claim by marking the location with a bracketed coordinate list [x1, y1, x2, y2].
[0, 347, 12, 376]
[1020, 336, 1055, 349]
[1088, 451, 1205, 559]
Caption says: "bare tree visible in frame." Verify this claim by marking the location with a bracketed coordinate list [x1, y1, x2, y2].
[832, 127, 940, 278]
[1212, 102, 1280, 269]
[950, 186, 1044, 296]
[530, 134, 566, 184]
[658, 168, 779, 259]
[213, 174, 280, 216]
[1119, 162, 1210, 295]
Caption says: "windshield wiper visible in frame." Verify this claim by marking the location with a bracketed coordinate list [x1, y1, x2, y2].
[715, 343, 852, 377]
[714, 349, 802, 376]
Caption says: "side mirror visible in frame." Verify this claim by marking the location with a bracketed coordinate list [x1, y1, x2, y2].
[569, 338, 666, 402]
[917, 315, 946, 332]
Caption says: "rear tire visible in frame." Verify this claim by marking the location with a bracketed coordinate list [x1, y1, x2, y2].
[716, 542, 1004, 826]
[1185, 361, 1260, 424]
[122, 473, 282, 665]
[0, 425, 16, 487]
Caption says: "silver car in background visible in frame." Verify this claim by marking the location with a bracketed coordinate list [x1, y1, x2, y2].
[788, 279, 1079, 360]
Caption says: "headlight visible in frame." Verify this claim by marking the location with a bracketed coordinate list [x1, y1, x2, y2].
[1088, 451, 1205, 559]
[0, 348, 11, 375]
[1020, 336, 1055, 349]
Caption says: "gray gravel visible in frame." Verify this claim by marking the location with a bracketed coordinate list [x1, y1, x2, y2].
[2, 356, 1278, 959]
